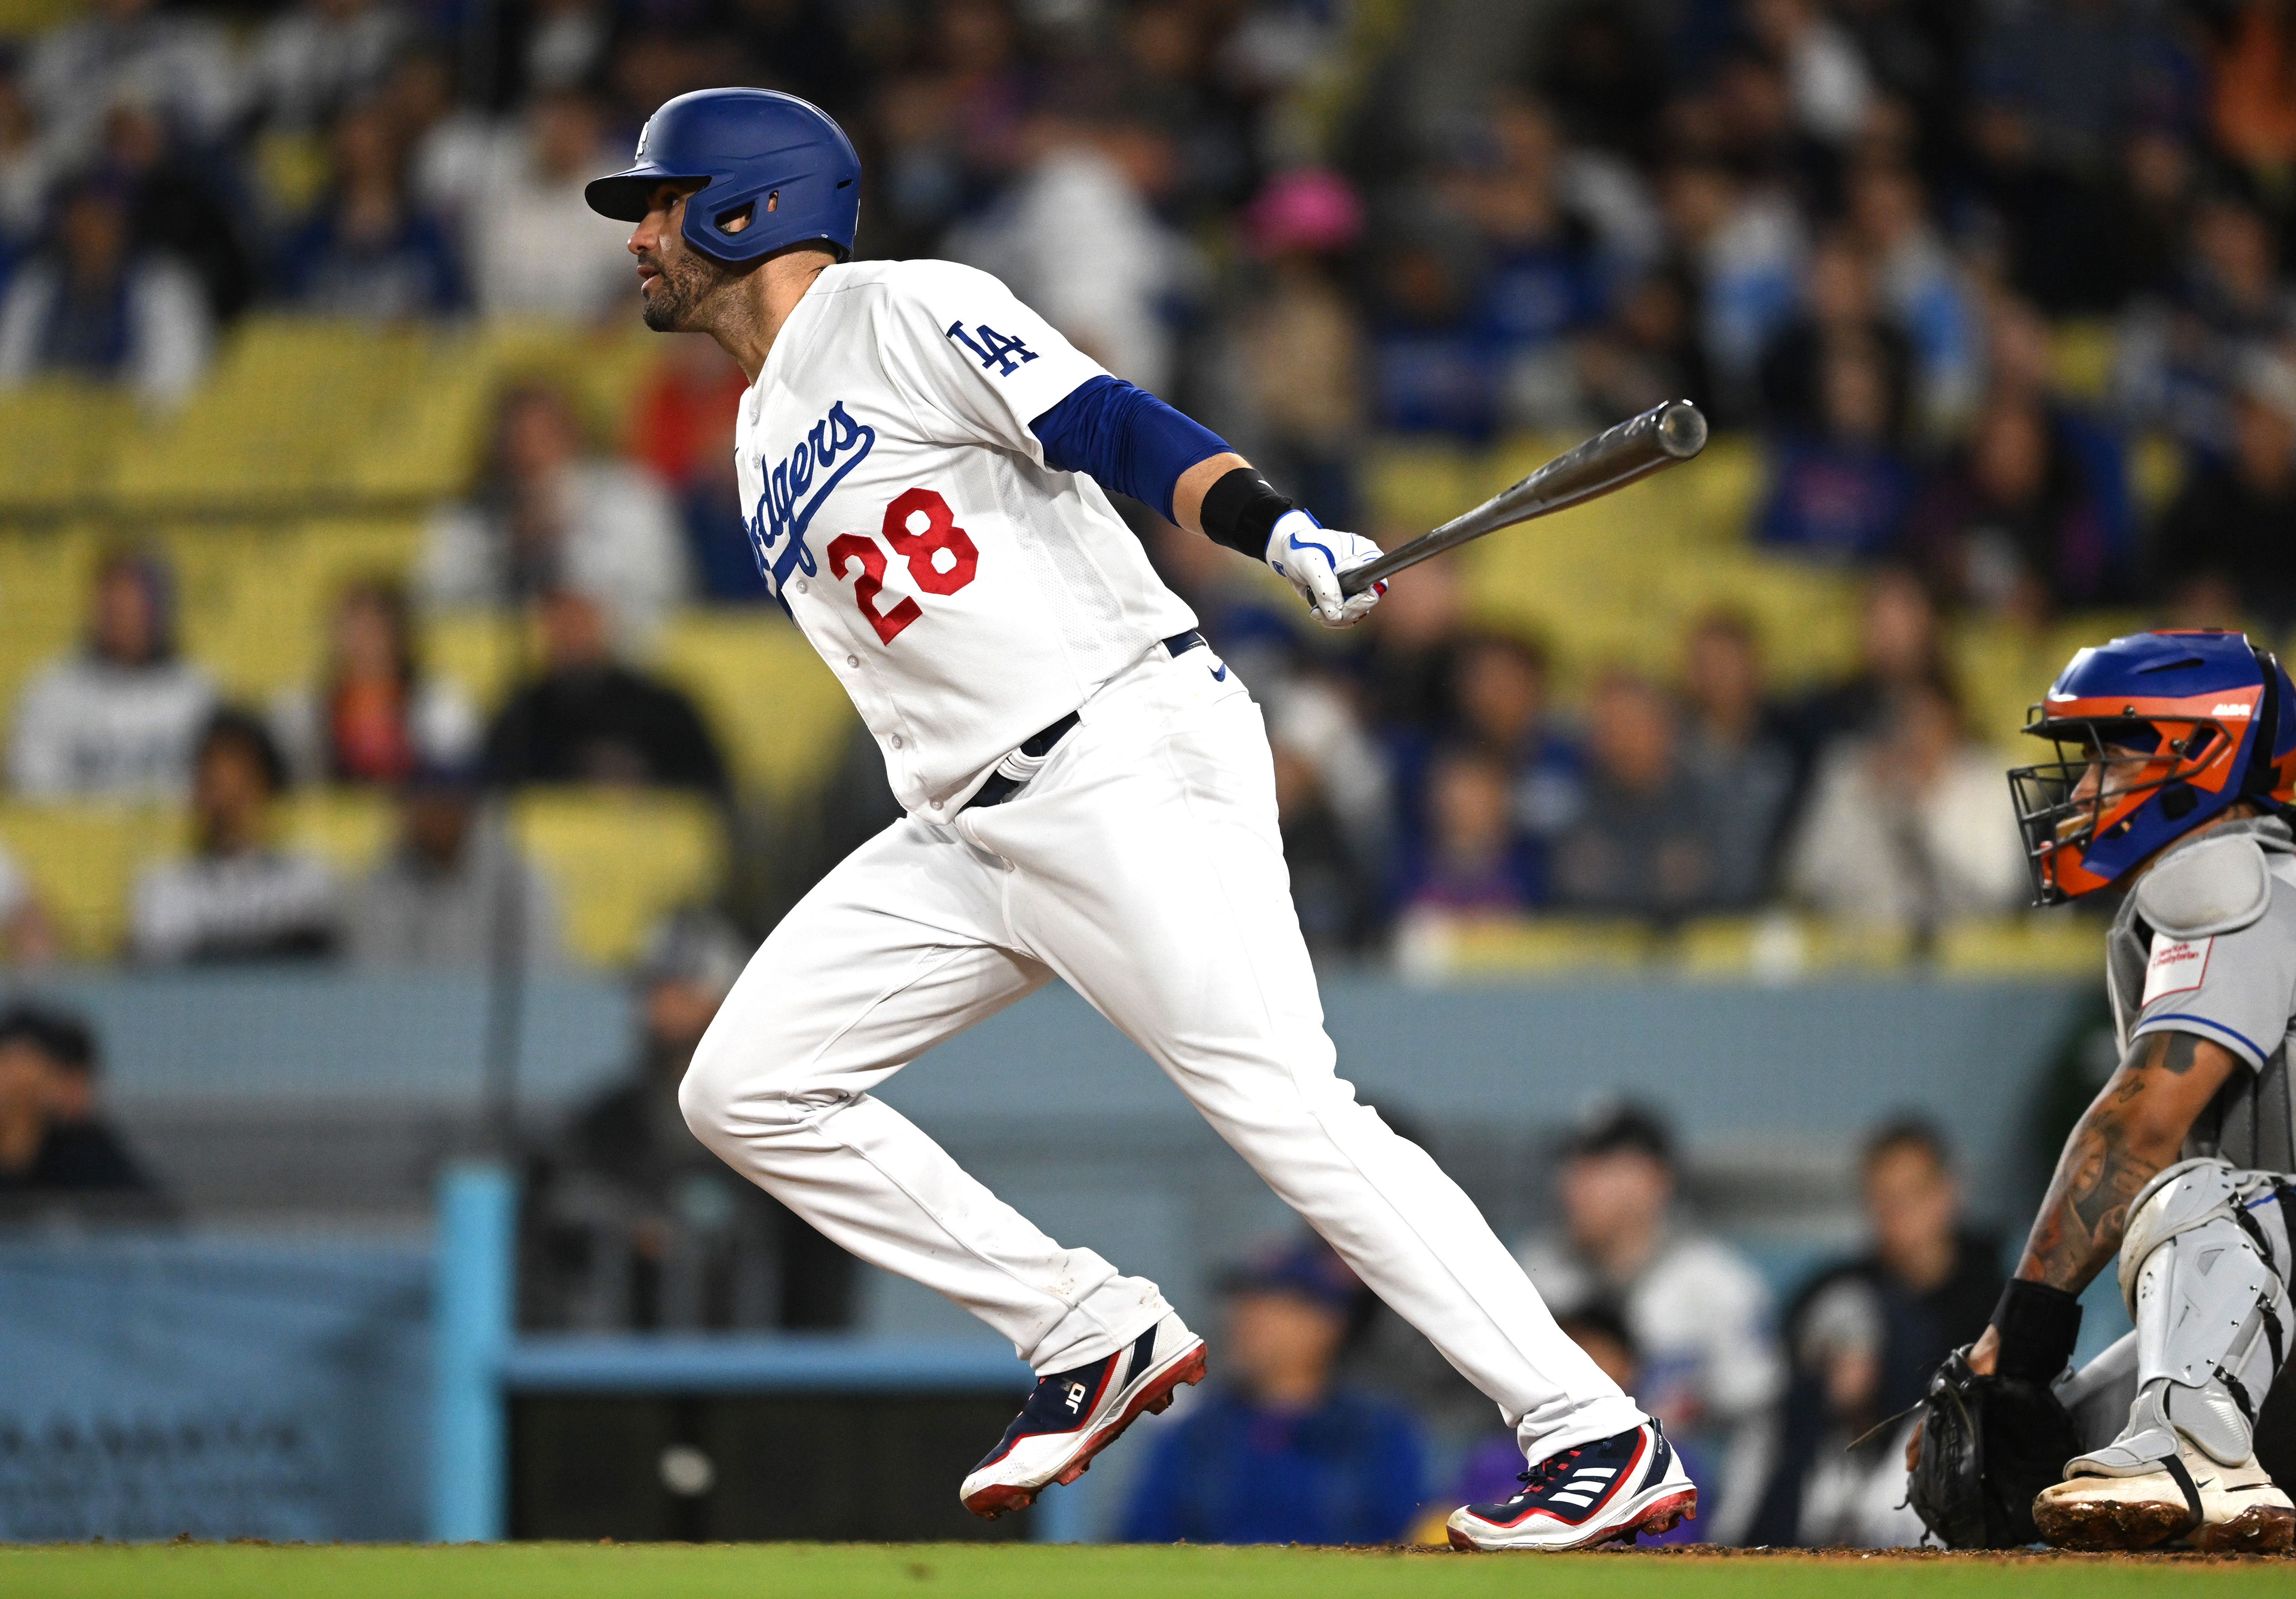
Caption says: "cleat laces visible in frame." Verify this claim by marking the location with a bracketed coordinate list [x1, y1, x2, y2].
[1514, 1446, 1584, 1501]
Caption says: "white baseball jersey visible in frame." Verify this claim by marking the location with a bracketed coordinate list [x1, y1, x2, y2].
[730, 258, 1197, 813]
[684, 252, 1645, 1480]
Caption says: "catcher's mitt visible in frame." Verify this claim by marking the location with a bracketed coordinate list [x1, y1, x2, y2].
[1907, 1346, 2082, 1549]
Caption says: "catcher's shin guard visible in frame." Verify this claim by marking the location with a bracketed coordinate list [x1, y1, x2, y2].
[2112, 1159, 2290, 1468]
[2031, 1159, 2295, 1552]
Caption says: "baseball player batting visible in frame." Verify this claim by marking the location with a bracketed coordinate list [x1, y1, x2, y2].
[1915, 629, 2295, 1552]
[585, 88, 1692, 1550]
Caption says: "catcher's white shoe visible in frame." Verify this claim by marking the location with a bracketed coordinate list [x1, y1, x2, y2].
[1446, 1420, 1697, 1551]
[960, 1312, 1206, 1519]
[2033, 1436, 2293, 1553]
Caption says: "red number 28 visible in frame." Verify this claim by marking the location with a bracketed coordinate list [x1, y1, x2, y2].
[827, 488, 980, 645]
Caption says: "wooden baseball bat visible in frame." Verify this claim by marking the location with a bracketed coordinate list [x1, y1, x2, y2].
[1339, 399, 1709, 596]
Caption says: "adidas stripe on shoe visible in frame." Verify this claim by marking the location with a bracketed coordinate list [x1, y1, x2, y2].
[1446, 1419, 1697, 1551]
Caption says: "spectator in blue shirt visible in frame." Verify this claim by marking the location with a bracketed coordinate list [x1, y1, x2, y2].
[1123, 1236, 1426, 1545]
[1756, 333, 1920, 561]
[1368, 242, 1497, 443]
[277, 98, 461, 319]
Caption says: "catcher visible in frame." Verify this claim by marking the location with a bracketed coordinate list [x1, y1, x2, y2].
[1915, 628, 2295, 1552]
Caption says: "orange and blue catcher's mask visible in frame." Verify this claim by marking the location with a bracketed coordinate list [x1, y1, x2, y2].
[2007, 630, 2296, 905]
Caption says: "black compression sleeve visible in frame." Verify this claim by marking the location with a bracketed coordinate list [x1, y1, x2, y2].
[1991, 1278, 2083, 1380]
[1198, 467, 1294, 560]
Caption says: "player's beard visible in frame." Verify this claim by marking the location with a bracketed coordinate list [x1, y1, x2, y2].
[640, 248, 728, 333]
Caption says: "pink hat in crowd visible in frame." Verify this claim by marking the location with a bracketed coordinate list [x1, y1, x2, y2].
[1242, 167, 1365, 259]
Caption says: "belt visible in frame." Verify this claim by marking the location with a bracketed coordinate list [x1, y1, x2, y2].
[963, 631, 1205, 813]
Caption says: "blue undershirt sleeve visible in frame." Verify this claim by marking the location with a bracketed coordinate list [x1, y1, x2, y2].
[1029, 374, 1232, 525]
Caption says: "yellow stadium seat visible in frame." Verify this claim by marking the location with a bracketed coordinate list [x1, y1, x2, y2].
[111, 317, 433, 510]
[1360, 442, 1477, 535]
[657, 611, 860, 803]
[1674, 914, 1932, 977]
[2048, 320, 2119, 404]
[420, 610, 541, 714]
[511, 788, 728, 966]
[0, 383, 134, 512]
[0, 525, 97, 733]
[1671, 914, 1818, 980]
[279, 787, 398, 877]
[1949, 617, 2050, 755]
[1799, 920, 1918, 971]
[151, 518, 430, 701]
[0, 0, 91, 34]
[1394, 911, 1654, 978]
[354, 319, 667, 502]
[1938, 915, 2101, 977]
[0, 802, 186, 960]
[1653, 553, 1861, 688]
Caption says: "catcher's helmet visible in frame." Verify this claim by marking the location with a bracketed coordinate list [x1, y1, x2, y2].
[2008, 630, 2296, 904]
[584, 88, 861, 266]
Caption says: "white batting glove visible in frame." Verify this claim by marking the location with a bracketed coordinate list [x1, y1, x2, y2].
[1266, 510, 1386, 628]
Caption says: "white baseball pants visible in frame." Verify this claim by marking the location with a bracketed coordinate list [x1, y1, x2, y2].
[680, 643, 1642, 1459]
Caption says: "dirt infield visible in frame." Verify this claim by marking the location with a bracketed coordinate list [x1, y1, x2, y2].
[2, 1541, 2290, 1599]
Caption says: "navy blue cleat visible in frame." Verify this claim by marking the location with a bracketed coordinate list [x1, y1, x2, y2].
[960, 1312, 1206, 1518]
[1447, 1419, 1697, 1551]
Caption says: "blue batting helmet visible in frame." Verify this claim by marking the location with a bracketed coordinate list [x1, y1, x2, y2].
[584, 88, 861, 266]
[2008, 630, 2296, 903]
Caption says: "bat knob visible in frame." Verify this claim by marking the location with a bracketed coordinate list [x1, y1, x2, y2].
[1656, 401, 1708, 459]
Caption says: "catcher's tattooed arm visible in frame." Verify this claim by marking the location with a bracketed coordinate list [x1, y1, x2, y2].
[1967, 1029, 2237, 1375]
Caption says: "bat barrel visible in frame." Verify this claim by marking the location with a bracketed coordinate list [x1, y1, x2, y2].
[1337, 399, 1708, 597]
[1655, 398, 1707, 460]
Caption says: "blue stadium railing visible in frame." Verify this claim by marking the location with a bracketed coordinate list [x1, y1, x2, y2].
[427, 1164, 1074, 1543]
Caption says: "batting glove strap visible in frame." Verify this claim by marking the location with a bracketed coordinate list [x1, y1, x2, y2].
[1991, 1278, 2083, 1381]
[1198, 466, 1294, 559]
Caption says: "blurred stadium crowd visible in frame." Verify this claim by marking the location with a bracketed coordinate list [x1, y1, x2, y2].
[0, 0, 2294, 973]
[0, 0, 2276, 1547]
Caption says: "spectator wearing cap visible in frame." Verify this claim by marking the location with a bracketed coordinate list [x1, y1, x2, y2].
[0, 176, 211, 407]
[1225, 168, 1367, 527]
[128, 709, 341, 964]
[271, 578, 480, 787]
[524, 911, 854, 1330]
[346, 757, 560, 970]
[1747, 1119, 2002, 1548]
[8, 547, 215, 800]
[1515, 1103, 1782, 1544]
[1122, 1235, 1426, 1545]
[0, 1002, 162, 1211]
